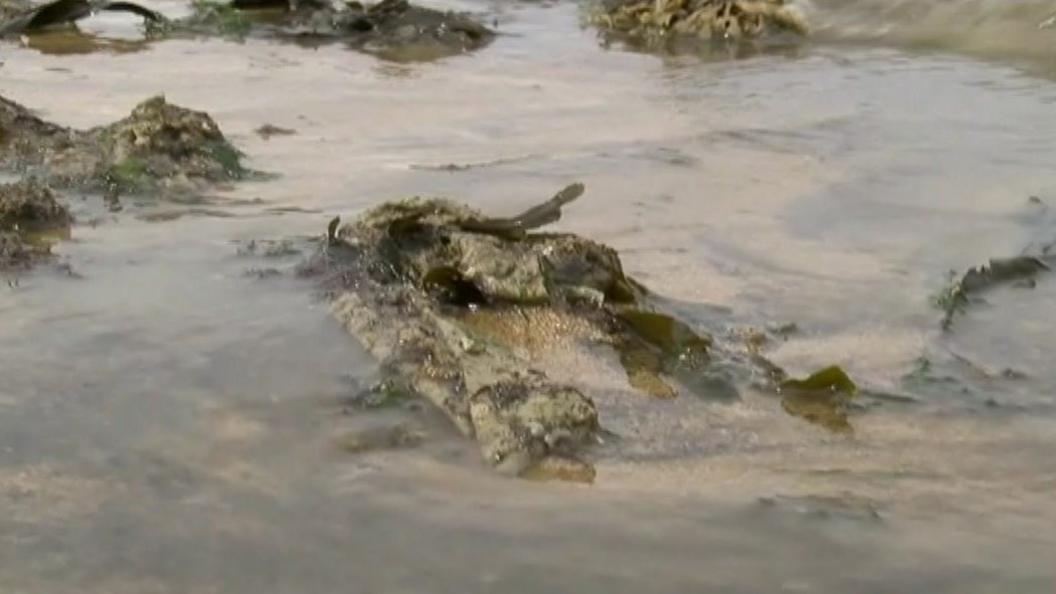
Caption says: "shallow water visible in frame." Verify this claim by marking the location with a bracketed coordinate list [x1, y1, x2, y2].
[2, 0, 1056, 592]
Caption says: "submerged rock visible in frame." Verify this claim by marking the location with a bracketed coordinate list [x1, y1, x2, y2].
[312, 184, 786, 474]
[0, 179, 70, 231]
[0, 0, 32, 23]
[590, 0, 809, 46]
[335, 422, 426, 453]
[89, 96, 248, 192]
[174, 0, 494, 60]
[0, 179, 70, 271]
[0, 94, 249, 198]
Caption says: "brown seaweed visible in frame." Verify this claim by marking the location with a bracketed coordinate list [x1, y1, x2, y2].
[0, 0, 161, 36]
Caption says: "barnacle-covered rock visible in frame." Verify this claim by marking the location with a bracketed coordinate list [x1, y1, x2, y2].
[0, 94, 248, 197]
[0, 179, 70, 231]
[88, 96, 247, 193]
[313, 184, 777, 475]
[470, 378, 598, 473]
[0, 179, 69, 272]
[591, 0, 809, 43]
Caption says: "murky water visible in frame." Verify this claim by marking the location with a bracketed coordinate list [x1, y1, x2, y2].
[2, 0, 1056, 591]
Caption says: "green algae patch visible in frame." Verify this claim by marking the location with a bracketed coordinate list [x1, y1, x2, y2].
[617, 309, 712, 356]
[0, 179, 70, 274]
[779, 366, 858, 434]
[169, 0, 494, 61]
[184, 0, 253, 38]
[2, 94, 260, 202]
[519, 456, 596, 484]
[203, 139, 251, 179]
[612, 309, 737, 401]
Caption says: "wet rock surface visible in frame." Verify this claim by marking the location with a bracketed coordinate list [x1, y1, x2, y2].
[0, 178, 69, 271]
[335, 421, 426, 454]
[0, 0, 162, 37]
[1, 0, 493, 59]
[174, 0, 494, 59]
[0, 0, 33, 22]
[310, 184, 788, 475]
[590, 0, 808, 46]
[0, 179, 70, 231]
[0, 94, 248, 198]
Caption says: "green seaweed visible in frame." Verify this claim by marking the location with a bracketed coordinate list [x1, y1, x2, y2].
[202, 139, 249, 179]
[617, 309, 712, 356]
[617, 343, 677, 398]
[104, 157, 151, 193]
[187, 0, 253, 38]
[613, 309, 735, 400]
[779, 365, 858, 433]
[780, 365, 857, 395]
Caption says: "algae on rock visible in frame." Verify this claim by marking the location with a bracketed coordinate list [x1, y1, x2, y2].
[590, 0, 809, 46]
[0, 94, 250, 198]
[314, 183, 784, 474]
[0, 179, 70, 231]
[0, 178, 70, 272]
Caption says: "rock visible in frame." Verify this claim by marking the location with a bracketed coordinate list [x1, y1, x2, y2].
[0, 179, 70, 272]
[0, 95, 77, 174]
[0, 179, 70, 231]
[590, 0, 809, 44]
[336, 423, 426, 454]
[176, 0, 494, 60]
[312, 184, 785, 474]
[469, 378, 598, 471]
[90, 96, 246, 192]
[1, 94, 249, 198]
